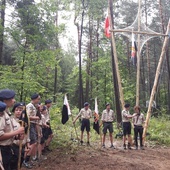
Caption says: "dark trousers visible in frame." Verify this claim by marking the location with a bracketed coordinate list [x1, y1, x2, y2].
[0, 146, 13, 170]
[134, 125, 143, 147]
[10, 144, 25, 170]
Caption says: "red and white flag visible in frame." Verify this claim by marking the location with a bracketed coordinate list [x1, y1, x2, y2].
[104, 16, 111, 38]
[131, 32, 137, 65]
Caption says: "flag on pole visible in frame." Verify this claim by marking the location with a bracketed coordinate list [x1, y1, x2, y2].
[131, 32, 137, 65]
[104, 16, 111, 38]
[61, 94, 71, 124]
[93, 97, 100, 134]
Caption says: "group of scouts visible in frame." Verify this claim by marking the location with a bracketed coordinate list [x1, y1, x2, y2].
[0, 89, 53, 170]
[73, 102, 145, 150]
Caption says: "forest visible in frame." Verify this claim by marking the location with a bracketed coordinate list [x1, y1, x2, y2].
[0, 0, 169, 114]
[1, 0, 170, 170]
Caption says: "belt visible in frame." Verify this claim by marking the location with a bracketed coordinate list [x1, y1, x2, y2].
[134, 125, 143, 127]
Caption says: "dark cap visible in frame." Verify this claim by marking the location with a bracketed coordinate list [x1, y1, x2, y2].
[12, 102, 24, 112]
[42, 105, 47, 111]
[0, 101, 6, 112]
[124, 103, 130, 108]
[0, 89, 15, 101]
[106, 103, 110, 107]
[84, 102, 89, 107]
[45, 99, 52, 105]
[31, 93, 39, 100]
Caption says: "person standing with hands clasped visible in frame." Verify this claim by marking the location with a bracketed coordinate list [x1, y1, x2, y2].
[132, 106, 145, 150]
[122, 104, 136, 150]
[100, 103, 115, 149]
[73, 102, 92, 146]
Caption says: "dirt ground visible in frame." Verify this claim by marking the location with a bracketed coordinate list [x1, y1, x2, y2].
[22, 140, 170, 170]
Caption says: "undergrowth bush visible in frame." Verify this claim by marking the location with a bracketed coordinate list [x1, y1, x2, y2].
[148, 115, 170, 146]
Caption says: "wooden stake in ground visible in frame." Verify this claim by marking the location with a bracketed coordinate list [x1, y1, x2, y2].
[108, 0, 125, 109]
[71, 114, 79, 141]
[143, 19, 170, 141]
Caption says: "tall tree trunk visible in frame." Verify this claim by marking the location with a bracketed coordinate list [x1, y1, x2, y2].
[109, 0, 122, 123]
[0, 0, 6, 64]
[74, 0, 85, 109]
[96, 18, 99, 93]
[85, 16, 93, 102]
[53, 0, 59, 102]
[159, 0, 170, 111]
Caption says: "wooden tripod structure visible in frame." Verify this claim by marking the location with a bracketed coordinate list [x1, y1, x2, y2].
[108, 0, 170, 140]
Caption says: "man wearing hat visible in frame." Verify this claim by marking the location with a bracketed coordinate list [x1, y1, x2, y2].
[0, 89, 24, 170]
[122, 103, 136, 149]
[44, 99, 53, 151]
[73, 102, 92, 145]
[101, 103, 115, 148]
[25, 94, 40, 165]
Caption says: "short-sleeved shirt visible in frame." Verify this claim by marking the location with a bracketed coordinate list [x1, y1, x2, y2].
[44, 108, 50, 123]
[133, 113, 145, 126]
[101, 109, 114, 122]
[41, 114, 46, 126]
[26, 103, 37, 123]
[122, 109, 131, 122]
[77, 108, 92, 120]
[0, 111, 19, 146]
[12, 116, 30, 145]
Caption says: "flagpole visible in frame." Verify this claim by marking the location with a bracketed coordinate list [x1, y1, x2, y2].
[108, 0, 125, 109]
[136, 0, 141, 106]
[143, 19, 170, 142]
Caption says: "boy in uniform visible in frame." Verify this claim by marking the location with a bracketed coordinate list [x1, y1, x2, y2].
[0, 89, 24, 170]
[73, 102, 92, 145]
[101, 103, 115, 148]
[132, 106, 145, 150]
[44, 100, 53, 151]
[24, 94, 40, 166]
[122, 104, 136, 149]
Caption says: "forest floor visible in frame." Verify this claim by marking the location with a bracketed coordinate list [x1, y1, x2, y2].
[22, 139, 170, 170]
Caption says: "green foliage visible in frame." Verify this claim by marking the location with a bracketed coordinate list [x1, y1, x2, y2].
[148, 115, 170, 146]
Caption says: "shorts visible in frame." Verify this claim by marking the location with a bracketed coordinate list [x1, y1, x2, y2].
[103, 122, 113, 134]
[122, 122, 131, 136]
[81, 119, 90, 132]
[42, 127, 53, 140]
[30, 123, 38, 144]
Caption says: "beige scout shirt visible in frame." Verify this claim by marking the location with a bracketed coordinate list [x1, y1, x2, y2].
[12, 116, 30, 145]
[0, 110, 19, 146]
[44, 108, 50, 123]
[132, 113, 145, 126]
[122, 110, 131, 122]
[101, 109, 114, 122]
[26, 103, 37, 123]
[77, 108, 92, 120]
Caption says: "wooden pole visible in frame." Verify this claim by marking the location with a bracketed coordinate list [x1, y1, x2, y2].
[18, 111, 25, 170]
[111, 29, 168, 37]
[71, 114, 79, 141]
[108, 0, 125, 109]
[143, 20, 170, 141]
[136, 0, 141, 106]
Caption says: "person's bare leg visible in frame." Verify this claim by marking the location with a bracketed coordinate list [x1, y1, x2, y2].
[102, 134, 106, 145]
[109, 133, 113, 145]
